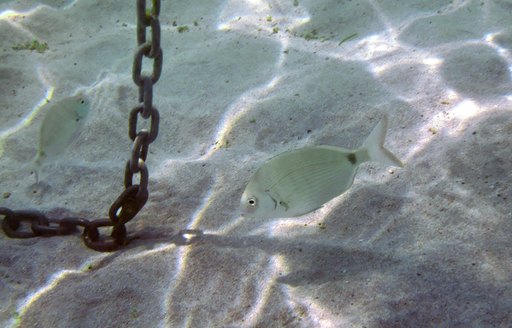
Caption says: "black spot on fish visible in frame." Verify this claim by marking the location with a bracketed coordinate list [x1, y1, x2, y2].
[347, 153, 357, 165]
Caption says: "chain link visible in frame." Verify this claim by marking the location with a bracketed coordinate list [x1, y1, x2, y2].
[0, 0, 162, 252]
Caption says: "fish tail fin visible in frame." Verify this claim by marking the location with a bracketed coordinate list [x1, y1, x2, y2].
[362, 116, 404, 168]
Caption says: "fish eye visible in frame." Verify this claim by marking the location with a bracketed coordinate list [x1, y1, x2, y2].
[247, 197, 257, 207]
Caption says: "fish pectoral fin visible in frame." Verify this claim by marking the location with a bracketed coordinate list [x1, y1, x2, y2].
[279, 201, 289, 211]
[265, 190, 289, 211]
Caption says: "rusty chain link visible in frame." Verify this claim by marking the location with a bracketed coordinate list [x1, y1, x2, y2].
[0, 0, 162, 252]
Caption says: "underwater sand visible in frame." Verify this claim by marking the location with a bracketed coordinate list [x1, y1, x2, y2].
[1, 0, 511, 327]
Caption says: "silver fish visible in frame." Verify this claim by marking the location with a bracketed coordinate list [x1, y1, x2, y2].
[29, 94, 90, 182]
[240, 116, 403, 219]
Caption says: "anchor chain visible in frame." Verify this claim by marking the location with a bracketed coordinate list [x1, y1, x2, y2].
[1, 0, 162, 251]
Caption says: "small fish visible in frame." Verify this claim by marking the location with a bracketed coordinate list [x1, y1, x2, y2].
[28, 94, 90, 182]
[240, 116, 403, 219]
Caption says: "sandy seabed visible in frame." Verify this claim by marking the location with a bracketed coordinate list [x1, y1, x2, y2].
[1, 0, 511, 327]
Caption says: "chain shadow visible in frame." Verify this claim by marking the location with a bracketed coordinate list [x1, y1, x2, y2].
[134, 228, 399, 287]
